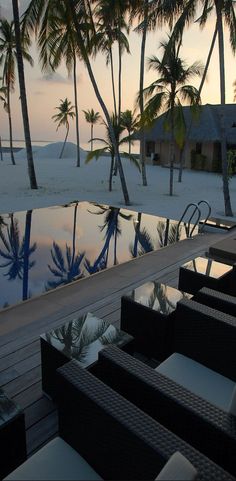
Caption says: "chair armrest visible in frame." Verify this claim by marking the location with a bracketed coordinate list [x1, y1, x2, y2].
[193, 287, 236, 317]
[173, 298, 236, 380]
[56, 360, 233, 481]
[95, 345, 236, 478]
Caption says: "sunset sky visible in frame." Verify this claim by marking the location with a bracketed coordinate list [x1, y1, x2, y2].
[1, 1, 236, 148]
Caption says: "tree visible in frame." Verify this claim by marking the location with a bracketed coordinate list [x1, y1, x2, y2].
[120, 109, 139, 156]
[83, 108, 101, 151]
[12, 0, 38, 189]
[30, 1, 82, 167]
[52, 98, 75, 158]
[86, 113, 140, 192]
[143, 38, 202, 195]
[168, 0, 236, 215]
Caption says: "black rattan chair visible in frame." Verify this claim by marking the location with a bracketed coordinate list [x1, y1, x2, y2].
[55, 360, 235, 481]
[94, 344, 236, 478]
[192, 287, 236, 316]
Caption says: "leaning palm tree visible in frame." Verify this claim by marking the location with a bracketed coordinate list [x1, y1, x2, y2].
[0, 18, 33, 166]
[52, 98, 75, 158]
[34, 1, 82, 167]
[166, 0, 236, 215]
[12, 0, 38, 189]
[142, 38, 203, 196]
[83, 108, 101, 151]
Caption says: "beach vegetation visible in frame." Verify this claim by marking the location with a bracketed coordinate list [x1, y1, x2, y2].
[52, 97, 76, 158]
[141, 37, 202, 196]
[83, 108, 101, 151]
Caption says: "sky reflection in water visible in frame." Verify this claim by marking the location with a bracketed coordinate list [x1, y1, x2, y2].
[0, 201, 190, 309]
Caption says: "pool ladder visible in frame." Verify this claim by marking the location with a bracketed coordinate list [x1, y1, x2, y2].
[176, 200, 211, 240]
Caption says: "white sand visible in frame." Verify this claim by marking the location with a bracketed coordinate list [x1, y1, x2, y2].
[1, 142, 236, 221]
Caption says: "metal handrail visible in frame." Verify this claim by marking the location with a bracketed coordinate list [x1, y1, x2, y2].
[197, 200, 212, 233]
[176, 203, 201, 241]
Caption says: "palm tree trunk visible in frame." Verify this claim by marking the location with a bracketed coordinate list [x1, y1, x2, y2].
[91, 124, 93, 151]
[133, 212, 142, 258]
[169, 98, 175, 196]
[0, 136, 3, 161]
[68, 0, 130, 206]
[110, 47, 117, 118]
[22, 210, 32, 301]
[7, 85, 15, 166]
[12, 0, 38, 188]
[139, 0, 148, 187]
[178, 145, 185, 182]
[60, 125, 69, 158]
[73, 53, 81, 167]
[109, 154, 114, 191]
[178, 22, 217, 183]
[71, 202, 78, 268]
[118, 38, 122, 121]
[216, 5, 233, 216]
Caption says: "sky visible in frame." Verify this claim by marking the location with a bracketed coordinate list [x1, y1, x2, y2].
[1, 1, 236, 148]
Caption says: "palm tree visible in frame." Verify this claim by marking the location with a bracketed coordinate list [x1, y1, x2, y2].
[142, 38, 202, 195]
[32, 1, 82, 167]
[167, 0, 236, 215]
[0, 18, 33, 167]
[12, 0, 38, 189]
[52, 98, 75, 158]
[23, 0, 131, 205]
[46, 202, 84, 289]
[83, 108, 101, 151]
[0, 214, 36, 290]
[84, 204, 132, 273]
[120, 109, 139, 156]
[93, 0, 130, 120]
[86, 113, 140, 192]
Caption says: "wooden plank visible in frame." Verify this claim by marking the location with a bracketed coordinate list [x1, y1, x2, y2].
[13, 381, 42, 410]
[0, 352, 41, 385]
[26, 411, 58, 456]
[24, 397, 55, 430]
[3, 365, 41, 398]
[0, 340, 40, 370]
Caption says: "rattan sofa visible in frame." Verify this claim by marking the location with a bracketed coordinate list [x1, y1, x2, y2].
[94, 344, 236, 477]
[193, 287, 236, 316]
[55, 360, 234, 481]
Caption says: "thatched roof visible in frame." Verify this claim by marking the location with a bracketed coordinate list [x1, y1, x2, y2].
[143, 104, 236, 144]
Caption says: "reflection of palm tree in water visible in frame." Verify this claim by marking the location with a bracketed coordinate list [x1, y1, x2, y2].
[85, 204, 132, 274]
[147, 282, 176, 314]
[46, 202, 84, 289]
[130, 217, 181, 258]
[46, 314, 124, 364]
[0, 212, 36, 301]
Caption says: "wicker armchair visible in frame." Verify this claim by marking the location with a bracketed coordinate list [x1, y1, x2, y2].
[55, 360, 234, 481]
[94, 344, 236, 478]
[193, 287, 236, 317]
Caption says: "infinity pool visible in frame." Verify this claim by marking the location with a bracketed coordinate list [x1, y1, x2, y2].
[0, 201, 194, 309]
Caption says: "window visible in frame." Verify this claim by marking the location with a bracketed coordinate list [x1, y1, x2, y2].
[196, 142, 202, 154]
[146, 141, 155, 157]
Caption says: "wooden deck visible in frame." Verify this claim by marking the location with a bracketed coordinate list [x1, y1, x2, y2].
[0, 227, 234, 458]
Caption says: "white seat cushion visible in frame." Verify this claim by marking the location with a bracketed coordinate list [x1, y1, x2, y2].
[4, 437, 102, 480]
[156, 451, 197, 480]
[155, 353, 235, 413]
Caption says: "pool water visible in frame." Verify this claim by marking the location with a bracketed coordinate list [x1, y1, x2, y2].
[0, 201, 194, 309]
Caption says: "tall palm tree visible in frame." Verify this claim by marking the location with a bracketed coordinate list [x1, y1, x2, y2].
[31, 1, 82, 167]
[0, 18, 34, 167]
[167, 0, 236, 215]
[12, 0, 38, 189]
[120, 109, 139, 156]
[52, 97, 75, 158]
[83, 108, 101, 151]
[23, 0, 131, 205]
[143, 38, 202, 195]
[86, 113, 140, 192]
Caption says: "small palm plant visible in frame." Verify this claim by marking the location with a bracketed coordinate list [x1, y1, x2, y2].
[52, 98, 75, 158]
[83, 108, 101, 151]
[85, 113, 140, 191]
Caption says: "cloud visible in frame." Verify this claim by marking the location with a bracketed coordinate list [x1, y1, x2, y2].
[34, 91, 45, 96]
[0, 0, 30, 19]
[40, 72, 72, 84]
